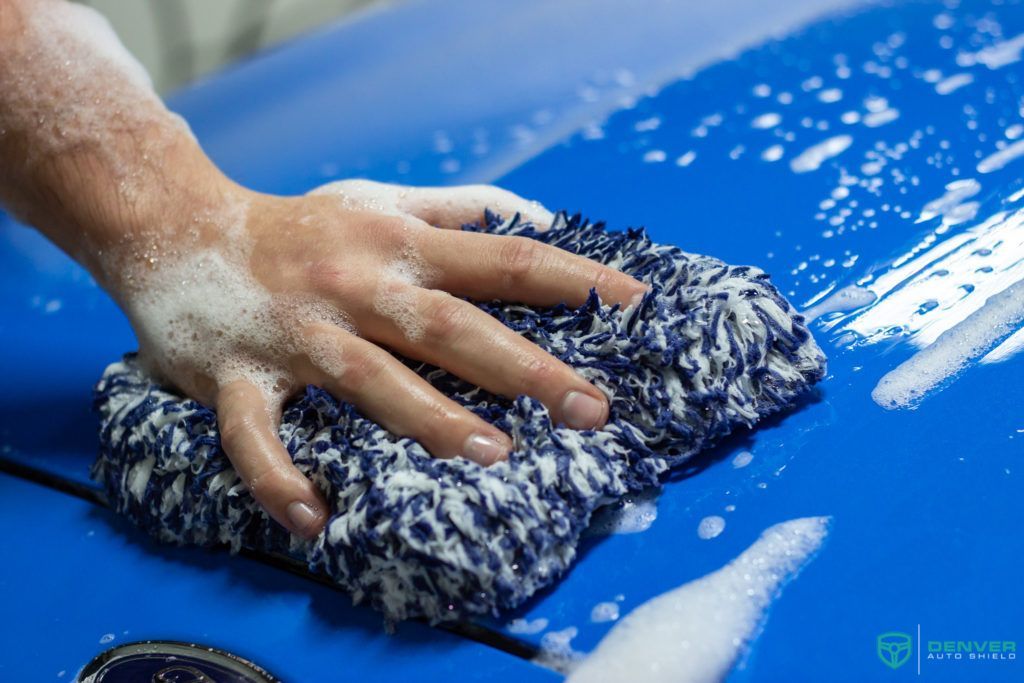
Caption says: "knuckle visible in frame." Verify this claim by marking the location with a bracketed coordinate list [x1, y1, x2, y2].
[498, 236, 542, 286]
[419, 401, 462, 445]
[423, 293, 470, 345]
[521, 356, 560, 396]
[591, 265, 615, 294]
[247, 465, 289, 498]
[341, 346, 389, 392]
[369, 216, 408, 243]
[307, 260, 361, 299]
[218, 412, 258, 454]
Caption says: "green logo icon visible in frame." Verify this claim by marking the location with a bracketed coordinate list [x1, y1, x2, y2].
[878, 632, 913, 670]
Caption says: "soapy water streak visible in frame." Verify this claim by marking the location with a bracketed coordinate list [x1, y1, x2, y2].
[820, 194, 1024, 408]
[872, 278, 1024, 409]
[564, 517, 829, 683]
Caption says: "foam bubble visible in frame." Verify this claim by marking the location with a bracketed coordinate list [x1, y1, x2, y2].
[732, 450, 754, 468]
[586, 489, 659, 535]
[751, 112, 781, 129]
[537, 626, 585, 671]
[802, 285, 877, 321]
[934, 73, 974, 95]
[977, 140, 1024, 174]
[789, 135, 853, 173]
[590, 602, 621, 623]
[506, 617, 549, 635]
[697, 515, 726, 540]
[917, 178, 981, 225]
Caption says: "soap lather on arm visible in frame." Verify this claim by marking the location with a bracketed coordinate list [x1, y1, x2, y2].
[0, 0, 647, 539]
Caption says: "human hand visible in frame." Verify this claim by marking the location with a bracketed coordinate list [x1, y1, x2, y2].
[117, 179, 647, 539]
[0, 0, 646, 541]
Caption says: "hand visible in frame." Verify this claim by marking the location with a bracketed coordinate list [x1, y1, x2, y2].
[118, 179, 647, 539]
[0, 0, 646, 541]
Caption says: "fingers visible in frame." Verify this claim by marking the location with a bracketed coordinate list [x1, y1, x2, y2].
[362, 286, 610, 430]
[396, 184, 556, 231]
[216, 380, 328, 539]
[302, 326, 513, 465]
[416, 229, 647, 308]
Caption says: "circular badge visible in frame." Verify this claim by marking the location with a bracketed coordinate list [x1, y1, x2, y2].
[79, 641, 280, 682]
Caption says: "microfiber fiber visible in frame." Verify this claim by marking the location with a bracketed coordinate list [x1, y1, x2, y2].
[92, 212, 826, 624]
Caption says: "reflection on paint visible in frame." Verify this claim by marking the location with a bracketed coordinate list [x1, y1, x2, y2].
[839, 208, 1024, 349]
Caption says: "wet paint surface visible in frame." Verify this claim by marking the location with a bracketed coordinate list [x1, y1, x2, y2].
[497, 1, 1024, 680]
[0, 474, 559, 682]
[2, 0, 1024, 680]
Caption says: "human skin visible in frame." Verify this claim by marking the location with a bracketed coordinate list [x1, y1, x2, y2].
[0, 0, 647, 539]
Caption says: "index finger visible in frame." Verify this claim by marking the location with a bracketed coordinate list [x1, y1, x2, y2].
[417, 228, 647, 308]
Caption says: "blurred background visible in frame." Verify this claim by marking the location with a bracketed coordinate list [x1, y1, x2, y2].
[81, 0, 390, 92]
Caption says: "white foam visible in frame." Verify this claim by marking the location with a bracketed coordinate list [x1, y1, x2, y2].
[538, 627, 585, 670]
[761, 144, 785, 162]
[567, 517, 830, 683]
[934, 73, 974, 95]
[817, 88, 843, 103]
[981, 327, 1024, 365]
[977, 140, 1024, 174]
[917, 178, 981, 224]
[586, 490, 659, 535]
[960, 33, 1024, 69]
[697, 515, 726, 540]
[862, 107, 900, 128]
[872, 278, 1024, 409]
[751, 113, 782, 129]
[789, 135, 853, 173]
[507, 617, 549, 635]
[676, 151, 697, 167]
[590, 602, 621, 623]
[732, 450, 754, 468]
[801, 285, 877, 321]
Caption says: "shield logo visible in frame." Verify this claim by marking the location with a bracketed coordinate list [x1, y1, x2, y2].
[877, 631, 913, 670]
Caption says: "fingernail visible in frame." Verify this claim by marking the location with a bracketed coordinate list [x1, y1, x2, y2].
[630, 291, 646, 308]
[286, 501, 323, 538]
[463, 434, 509, 465]
[561, 390, 606, 430]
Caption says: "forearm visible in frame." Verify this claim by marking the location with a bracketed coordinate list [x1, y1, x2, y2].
[0, 0, 233, 289]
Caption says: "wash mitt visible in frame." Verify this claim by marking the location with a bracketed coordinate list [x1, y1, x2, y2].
[92, 211, 826, 623]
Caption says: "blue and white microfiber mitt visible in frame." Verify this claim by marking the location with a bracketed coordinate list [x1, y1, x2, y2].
[92, 212, 826, 624]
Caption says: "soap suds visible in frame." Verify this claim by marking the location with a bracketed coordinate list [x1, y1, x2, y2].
[917, 178, 981, 225]
[751, 113, 781, 129]
[960, 33, 1024, 70]
[934, 73, 974, 95]
[731, 450, 754, 468]
[590, 602, 621, 623]
[586, 489, 659, 535]
[567, 517, 830, 683]
[802, 285, 877, 322]
[697, 515, 726, 540]
[872, 278, 1024, 409]
[790, 135, 853, 173]
[537, 627, 585, 670]
[506, 617, 550, 635]
[977, 140, 1024, 174]
[980, 326, 1024, 365]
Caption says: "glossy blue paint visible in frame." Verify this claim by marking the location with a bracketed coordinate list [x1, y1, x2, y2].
[0, 474, 558, 682]
[2, 0, 1023, 681]
[493, 1, 1024, 681]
